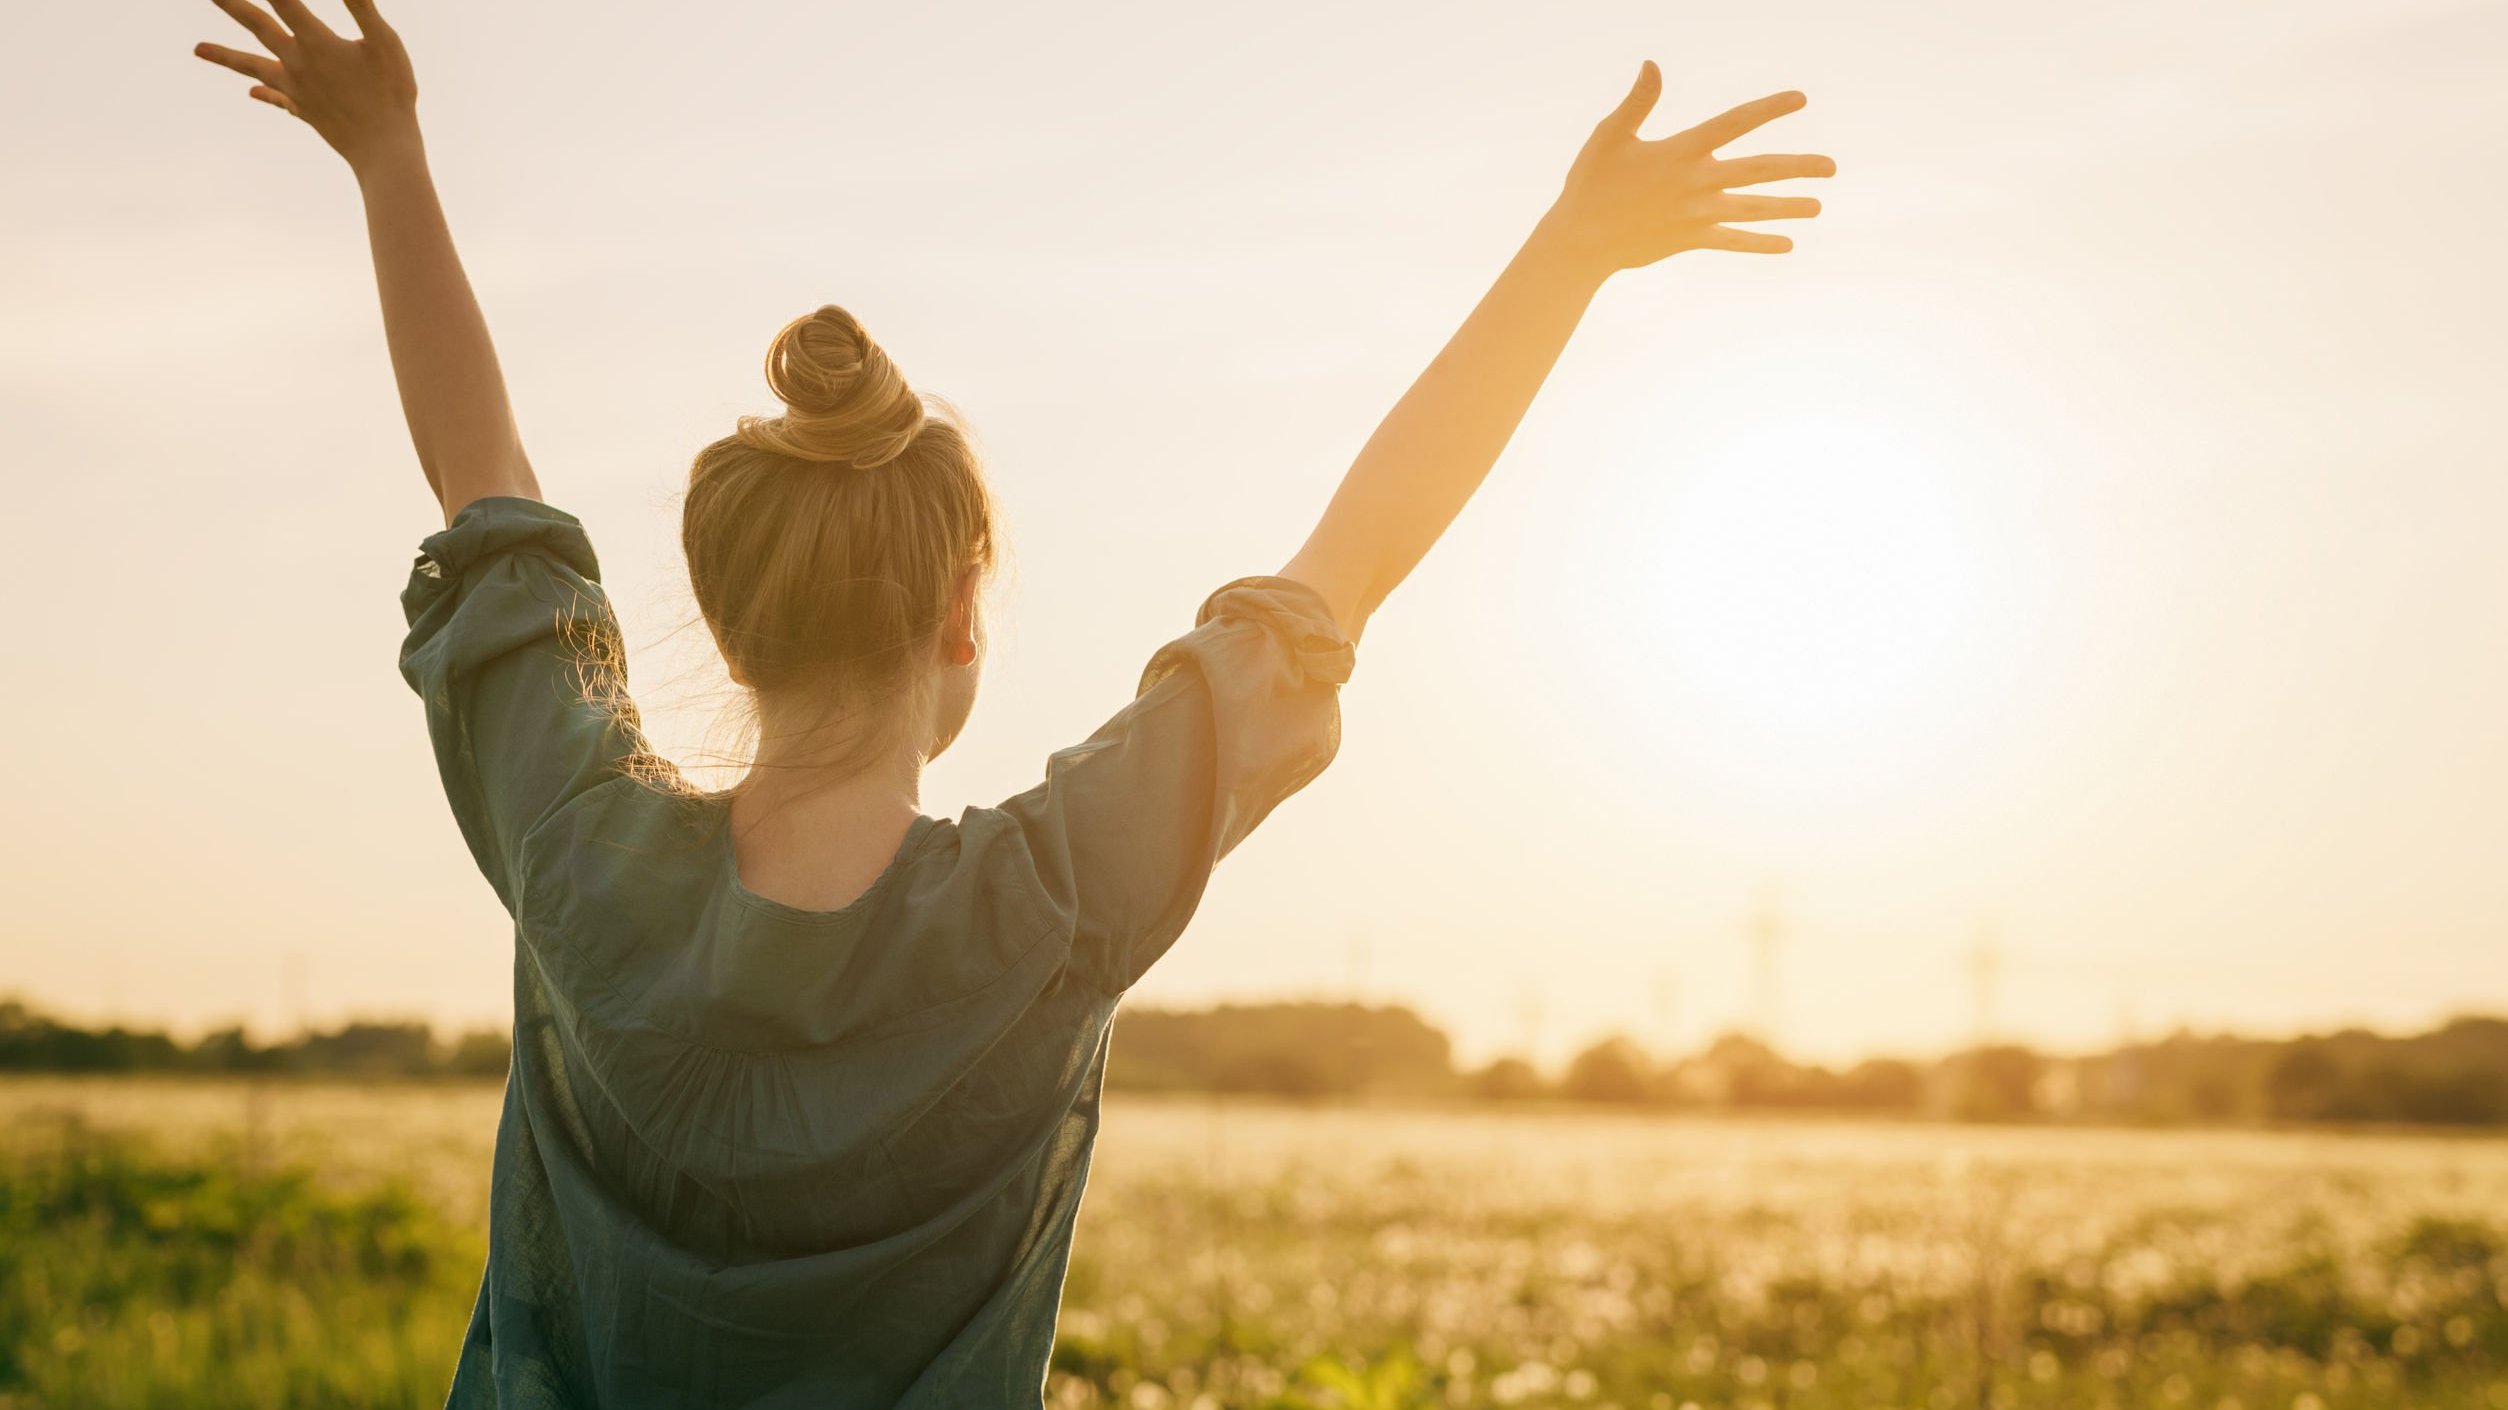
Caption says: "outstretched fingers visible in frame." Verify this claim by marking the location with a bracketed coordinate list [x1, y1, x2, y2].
[1718, 193, 1822, 222]
[266, 0, 336, 40]
[1698, 226, 1794, 255]
[1716, 153, 1836, 188]
[209, 0, 292, 52]
[1678, 90, 1808, 152]
[341, 0, 397, 41]
[249, 84, 300, 115]
[195, 40, 285, 86]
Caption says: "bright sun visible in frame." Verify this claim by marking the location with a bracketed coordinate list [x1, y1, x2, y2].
[1622, 416, 1990, 785]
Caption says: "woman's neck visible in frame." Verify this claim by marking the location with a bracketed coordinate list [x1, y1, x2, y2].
[725, 698, 929, 910]
[734, 695, 926, 833]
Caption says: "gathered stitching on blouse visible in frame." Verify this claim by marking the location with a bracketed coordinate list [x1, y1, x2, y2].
[719, 813, 938, 926]
[511, 819, 1076, 1062]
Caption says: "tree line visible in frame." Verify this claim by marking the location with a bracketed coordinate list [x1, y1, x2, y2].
[0, 998, 507, 1078]
[6, 993, 2505, 1127]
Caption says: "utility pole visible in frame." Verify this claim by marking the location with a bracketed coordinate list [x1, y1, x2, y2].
[1517, 979, 1546, 1067]
[283, 949, 308, 1039]
[1652, 964, 1680, 1056]
[1339, 933, 1370, 1103]
[1749, 890, 1784, 1051]
[1967, 921, 2000, 1048]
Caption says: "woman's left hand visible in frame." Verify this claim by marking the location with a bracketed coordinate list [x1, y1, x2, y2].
[1538, 61, 1835, 278]
[194, 0, 420, 175]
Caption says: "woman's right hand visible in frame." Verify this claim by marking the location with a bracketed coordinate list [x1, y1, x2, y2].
[194, 0, 420, 176]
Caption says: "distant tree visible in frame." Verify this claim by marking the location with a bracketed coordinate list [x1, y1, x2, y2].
[290, 1021, 435, 1077]
[1562, 1036, 1653, 1105]
[1214, 1048, 1338, 1098]
[2362, 1064, 2508, 1126]
[1107, 1002, 1455, 1098]
[0, 1008, 182, 1072]
[1838, 1057, 1922, 1110]
[2427, 1015, 2508, 1063]
[2187, 1067, 2242, 1120]
[2265, 1041, 2344, 1121]
[1700, 1032, 1782, 1070]
[1954, 1044, 2043, 1121]
[2416, 1070, 2508, 1125]
[443, 1029, 513, 1078]
[189, 1025, 286, 1074]
[1688, 1032, 1800, 1108]
[1468, 1056, 1546, 1102]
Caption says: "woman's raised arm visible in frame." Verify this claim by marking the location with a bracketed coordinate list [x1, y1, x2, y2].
[1279, 62, 1833, 641]
[195, 0, 538, 524]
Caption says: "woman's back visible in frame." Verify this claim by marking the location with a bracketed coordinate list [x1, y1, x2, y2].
[462, 794, 1113, 1405]
[402, 498, 1351, 1405]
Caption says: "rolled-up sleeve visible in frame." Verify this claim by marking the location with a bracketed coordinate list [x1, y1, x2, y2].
[399, 497, 644, 911]
[1001, 576, 1355, 993]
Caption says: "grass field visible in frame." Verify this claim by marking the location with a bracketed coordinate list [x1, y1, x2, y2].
[4, 1077, 2507, 1408]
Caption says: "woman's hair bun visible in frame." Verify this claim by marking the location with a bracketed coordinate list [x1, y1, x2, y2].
[734, 305, 927, 469]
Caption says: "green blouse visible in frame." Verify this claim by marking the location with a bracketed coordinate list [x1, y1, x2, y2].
[398, 497, 1353, 1407]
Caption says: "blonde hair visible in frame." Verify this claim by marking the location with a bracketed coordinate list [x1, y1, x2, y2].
[683, 305, 997, 726]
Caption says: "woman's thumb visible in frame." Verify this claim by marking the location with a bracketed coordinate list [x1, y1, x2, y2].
[1596, 60, 1662, 138]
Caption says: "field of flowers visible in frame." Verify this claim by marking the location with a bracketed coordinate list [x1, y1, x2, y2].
[4, 1076, 2506, 1408]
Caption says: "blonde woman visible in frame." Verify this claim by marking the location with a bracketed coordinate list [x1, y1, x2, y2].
[193, 0, 1831, 1402]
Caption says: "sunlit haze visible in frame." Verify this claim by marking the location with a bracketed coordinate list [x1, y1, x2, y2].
[4, 0, 2505, 1066]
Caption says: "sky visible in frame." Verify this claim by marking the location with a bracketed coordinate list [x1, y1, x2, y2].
[3, 0, 2505, 1067]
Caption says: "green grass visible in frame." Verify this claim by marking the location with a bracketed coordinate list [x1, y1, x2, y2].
[5, 1083, 2508, 1408]
[1047, 1171, 2508, 1410]
[0, 1118, 477, 1409]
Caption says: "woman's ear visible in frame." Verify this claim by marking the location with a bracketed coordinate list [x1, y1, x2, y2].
[712, 626, 752, 688]
[943, 567, 982, 668]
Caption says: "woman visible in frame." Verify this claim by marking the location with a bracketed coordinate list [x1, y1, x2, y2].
[192, 1, 1831, 1402]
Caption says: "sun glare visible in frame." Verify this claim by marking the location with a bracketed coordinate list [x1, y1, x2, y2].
[1663, 420, 1974, 726]
[1599, 415, 1993, 798]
